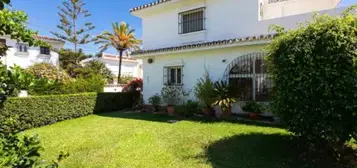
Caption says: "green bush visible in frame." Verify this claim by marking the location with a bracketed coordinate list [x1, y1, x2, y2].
[26, 62, 72, 83]
[60, 75, 105, 94]
[148, 94, 161, 111]
[0, 92, 139, 131]
[0, 118, 69, 167]
[194, 71, 216, 108]
[241, 101, 264, 114]
[266, 8, 357, 145]
[176, 100, 199, 118]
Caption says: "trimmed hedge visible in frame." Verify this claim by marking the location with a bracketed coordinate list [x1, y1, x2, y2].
[0, 92, 139, 130]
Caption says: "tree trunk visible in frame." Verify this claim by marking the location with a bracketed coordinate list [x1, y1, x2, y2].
[117, 50, 123, 84]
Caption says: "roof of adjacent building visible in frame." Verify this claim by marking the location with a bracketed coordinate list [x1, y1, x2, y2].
[131, 34, 276, 56]
[130, 0, 172, 12]
[34, 35, 65, 43]
[102, 53, 137, 61]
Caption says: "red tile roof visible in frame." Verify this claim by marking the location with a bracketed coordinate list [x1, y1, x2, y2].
[130, 0, 172, 12]
[34, 35, 65, 43]
[131, 34, 276, 56]
[102, 53, 137, 61]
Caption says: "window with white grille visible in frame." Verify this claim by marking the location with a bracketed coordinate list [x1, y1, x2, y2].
[179, 7, 205, 34]
[163, 66, 183, 86]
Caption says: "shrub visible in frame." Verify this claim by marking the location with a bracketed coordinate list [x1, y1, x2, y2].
[266, 8, 357, 145]
[119, 74, 135, 84]
[194, 71, 216, 109]
[26, 63, 72, 83]
[176, 100, 199, 117]
[0, 118, 69, 167]
[60, 74, 105, 94]
[212, 80, 239, 112]
[122, 78, 143, 92]
[0, 92, 138, 131]
[28, 78, 62, 95]
[161, 86, 190, 106]
[241, 101, 264, 114]
[75, 60, 113, 82]
[148, 94, 161, 111]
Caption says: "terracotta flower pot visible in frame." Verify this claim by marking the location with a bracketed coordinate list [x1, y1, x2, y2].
[167, 105, 175, 116]
[248, 113, 260, 120]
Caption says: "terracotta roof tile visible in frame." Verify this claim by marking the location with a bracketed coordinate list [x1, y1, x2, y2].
[130, 0, 172, 12]
[131, 34, 276, 56]
[102, 53, 137, 61]
[34, 35, 65, 43]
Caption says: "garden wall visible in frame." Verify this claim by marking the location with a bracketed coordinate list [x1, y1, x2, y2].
[0, 92, 139, 130]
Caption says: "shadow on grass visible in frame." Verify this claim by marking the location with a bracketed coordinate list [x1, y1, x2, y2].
[200, 133, 305, 168]
[96, 112, 285, 128]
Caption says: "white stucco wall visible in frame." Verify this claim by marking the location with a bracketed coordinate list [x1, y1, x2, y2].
[134, 0, 345, 50]
[0, 37, 62, 69]
[261, 0, 341, 20]
[142, 44, 266, 103]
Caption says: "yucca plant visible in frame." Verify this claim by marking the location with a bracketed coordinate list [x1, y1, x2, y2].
[212, 80, 240, 116]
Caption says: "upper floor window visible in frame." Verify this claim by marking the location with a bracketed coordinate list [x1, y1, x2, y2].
[17, 43, 28, 53]
[163, 66, 183, 86]
[40, 46, 50, 55]
[179, 7, 205, 34]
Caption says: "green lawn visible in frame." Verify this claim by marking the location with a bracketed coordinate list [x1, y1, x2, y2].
[25, 112, 304, 168]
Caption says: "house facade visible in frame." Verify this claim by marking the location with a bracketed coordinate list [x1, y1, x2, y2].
[0, 35, 65, 69]
[131, 0, 346, 113]
[82, 53, 143, 92]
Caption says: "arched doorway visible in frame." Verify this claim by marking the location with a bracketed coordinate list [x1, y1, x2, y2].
[224, 53, 272, 101]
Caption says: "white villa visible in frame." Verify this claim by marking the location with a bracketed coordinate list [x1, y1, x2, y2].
[0, 35, 65, 68]
[82, 53, 143, 92]
[131, 0, 347, 113]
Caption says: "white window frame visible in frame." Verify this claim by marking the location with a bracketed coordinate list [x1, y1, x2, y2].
[40, 46, 50, 55]
[17, 43, 29, 53]
[178, 7, 206, 34]
[163, 66, 183, 86]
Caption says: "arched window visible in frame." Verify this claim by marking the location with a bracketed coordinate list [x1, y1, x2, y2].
[227, 53, 272, 101]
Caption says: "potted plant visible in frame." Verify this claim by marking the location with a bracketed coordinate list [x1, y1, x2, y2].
[194, 71, 216, 116]
[148, 94, 161, 112]
[241, 101, 263, 120]
[161, 86, 189, 116]
[212, 80, 240, 118]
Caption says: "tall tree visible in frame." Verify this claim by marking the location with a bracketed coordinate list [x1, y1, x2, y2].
[51, 0, 95, 52]
[58, 48, 89, 77]
[95, 22, 142, 83]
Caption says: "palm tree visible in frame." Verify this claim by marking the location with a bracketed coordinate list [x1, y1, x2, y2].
[95, 22, 142, 83]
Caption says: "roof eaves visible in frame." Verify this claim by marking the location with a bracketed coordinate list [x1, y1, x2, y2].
[130, 0, 172, 13]
[131, 34, 276, 56]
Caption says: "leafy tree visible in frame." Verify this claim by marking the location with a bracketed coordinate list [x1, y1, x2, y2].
[0, 9, 48, 57]
[0, 62, 15, 95]
[51, 0, 95, 52]
[75, 60, 113, 82]
[266, 6, 357, 149]
[26, 63, 72, 83]
[58, 49, 89, 77]
[0, 0, 10, 10]
[95, 22, 142, 83]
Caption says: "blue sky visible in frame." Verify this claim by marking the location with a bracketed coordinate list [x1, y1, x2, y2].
[10, 0, 357, 55]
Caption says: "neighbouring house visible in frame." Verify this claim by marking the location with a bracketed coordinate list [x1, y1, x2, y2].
[0, 35, 65, 68]
[81, 53, 143, 92]
[130, 0, 346, 114]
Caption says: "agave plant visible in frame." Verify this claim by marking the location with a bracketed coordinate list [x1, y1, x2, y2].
[212, 80, 240, 113]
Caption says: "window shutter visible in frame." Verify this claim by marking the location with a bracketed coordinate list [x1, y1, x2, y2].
[163, 67, 168, 85]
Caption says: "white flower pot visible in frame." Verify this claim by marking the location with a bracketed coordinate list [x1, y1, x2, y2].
[18, 90, 28, 97]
